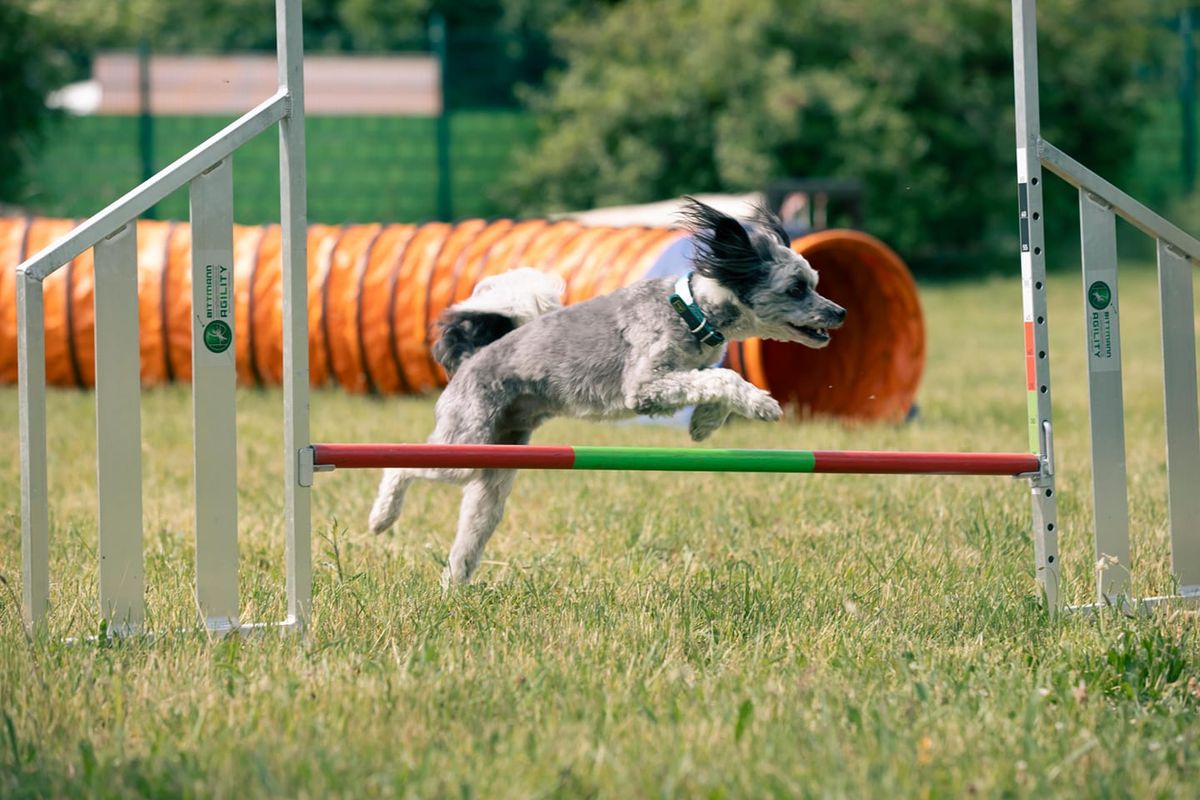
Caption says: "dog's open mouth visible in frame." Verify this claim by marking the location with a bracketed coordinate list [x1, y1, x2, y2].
[788, 323, 831, 344]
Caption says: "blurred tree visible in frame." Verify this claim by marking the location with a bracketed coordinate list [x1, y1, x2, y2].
[27, 0, 354, 52]
[26, 0, 613, 53]
[0, 1, 78, 204]
[504, 0, 1156, 270]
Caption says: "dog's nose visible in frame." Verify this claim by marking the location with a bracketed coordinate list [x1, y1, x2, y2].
[831, 304, 847, 325]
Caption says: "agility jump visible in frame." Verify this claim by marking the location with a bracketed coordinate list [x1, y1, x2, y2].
[14, 0, 1200, 636]
[312, 444, 1039, 476]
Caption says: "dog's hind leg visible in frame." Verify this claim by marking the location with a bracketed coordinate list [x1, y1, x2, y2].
[367, 399, 497, 535]
[368, 462, 481, 535]
[441, 425, 529, 584]
[443, 468, 518, 586]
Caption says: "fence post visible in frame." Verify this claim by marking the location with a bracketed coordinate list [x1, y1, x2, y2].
[1181, 8, 1196, 194]
[138, 39, 157, 219]
[431, 13, 453, 221]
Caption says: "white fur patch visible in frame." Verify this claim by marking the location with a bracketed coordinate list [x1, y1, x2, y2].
[451, 267, 566, 326]
[691, 273, 743, 308]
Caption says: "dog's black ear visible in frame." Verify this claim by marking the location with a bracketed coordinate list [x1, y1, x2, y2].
[678, 196, 762, 293]
[751, 201, 791, 247]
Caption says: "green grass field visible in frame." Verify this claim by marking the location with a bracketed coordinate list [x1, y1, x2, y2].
[2, 265, 1200, 797]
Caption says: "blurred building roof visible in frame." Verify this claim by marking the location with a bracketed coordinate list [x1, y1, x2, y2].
[53, 53, 440, 116]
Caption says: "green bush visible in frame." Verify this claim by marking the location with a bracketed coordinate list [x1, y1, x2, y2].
[505, 0, 1157, 273]
[0, 2, 77, 204]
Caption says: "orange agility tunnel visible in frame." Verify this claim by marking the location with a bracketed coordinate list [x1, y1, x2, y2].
[0, 216, 924, 421]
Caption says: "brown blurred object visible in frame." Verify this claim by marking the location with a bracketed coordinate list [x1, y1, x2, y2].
[0, 217, 924, 422]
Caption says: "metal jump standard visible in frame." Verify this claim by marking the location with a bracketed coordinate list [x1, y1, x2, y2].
[14, 0, 1200, 636]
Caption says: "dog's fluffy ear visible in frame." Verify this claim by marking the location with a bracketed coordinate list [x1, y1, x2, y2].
[751, 202, 791, 247]
[678, 196, 762, 293]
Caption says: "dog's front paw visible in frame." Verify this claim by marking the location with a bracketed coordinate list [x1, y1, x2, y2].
[745, 391, 783, 422]
[689, 403, 730, 441]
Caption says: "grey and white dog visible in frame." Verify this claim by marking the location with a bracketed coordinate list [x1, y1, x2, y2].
[368, 198, 846, 584]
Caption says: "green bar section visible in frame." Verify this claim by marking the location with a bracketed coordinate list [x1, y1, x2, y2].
[571, 447, 817, 472]
[1027, 391, 1040, 454]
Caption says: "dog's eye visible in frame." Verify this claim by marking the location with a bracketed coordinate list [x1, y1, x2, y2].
[787, 283, 809, 299]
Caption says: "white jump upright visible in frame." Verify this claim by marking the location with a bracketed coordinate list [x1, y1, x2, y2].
[15, 0, 311, 635]
[279, 0, 314, 631]
[1011, 0, 1060, 611]
[189, 156, 239, 632]
[93, 222, 145, 633]
[1014, 0, 1200, 611]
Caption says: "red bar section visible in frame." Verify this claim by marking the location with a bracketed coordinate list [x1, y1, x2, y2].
[313, 443, 577, 470]
[812, 450, 1039, 475]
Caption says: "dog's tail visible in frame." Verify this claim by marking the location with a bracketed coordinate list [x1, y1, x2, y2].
[432, 267, 565, 374]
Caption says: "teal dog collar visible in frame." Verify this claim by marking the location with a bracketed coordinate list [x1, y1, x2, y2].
[669, 273, 725, 347]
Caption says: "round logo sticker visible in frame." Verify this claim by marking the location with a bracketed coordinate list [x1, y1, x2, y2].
[203, 320, 232, 353]
[1087, 281, 1112, 311]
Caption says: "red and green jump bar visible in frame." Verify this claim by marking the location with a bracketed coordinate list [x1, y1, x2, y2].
[312, 444, 1040, 476]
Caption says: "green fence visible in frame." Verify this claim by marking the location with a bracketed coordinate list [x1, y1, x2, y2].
[25, 110, 536, 225]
